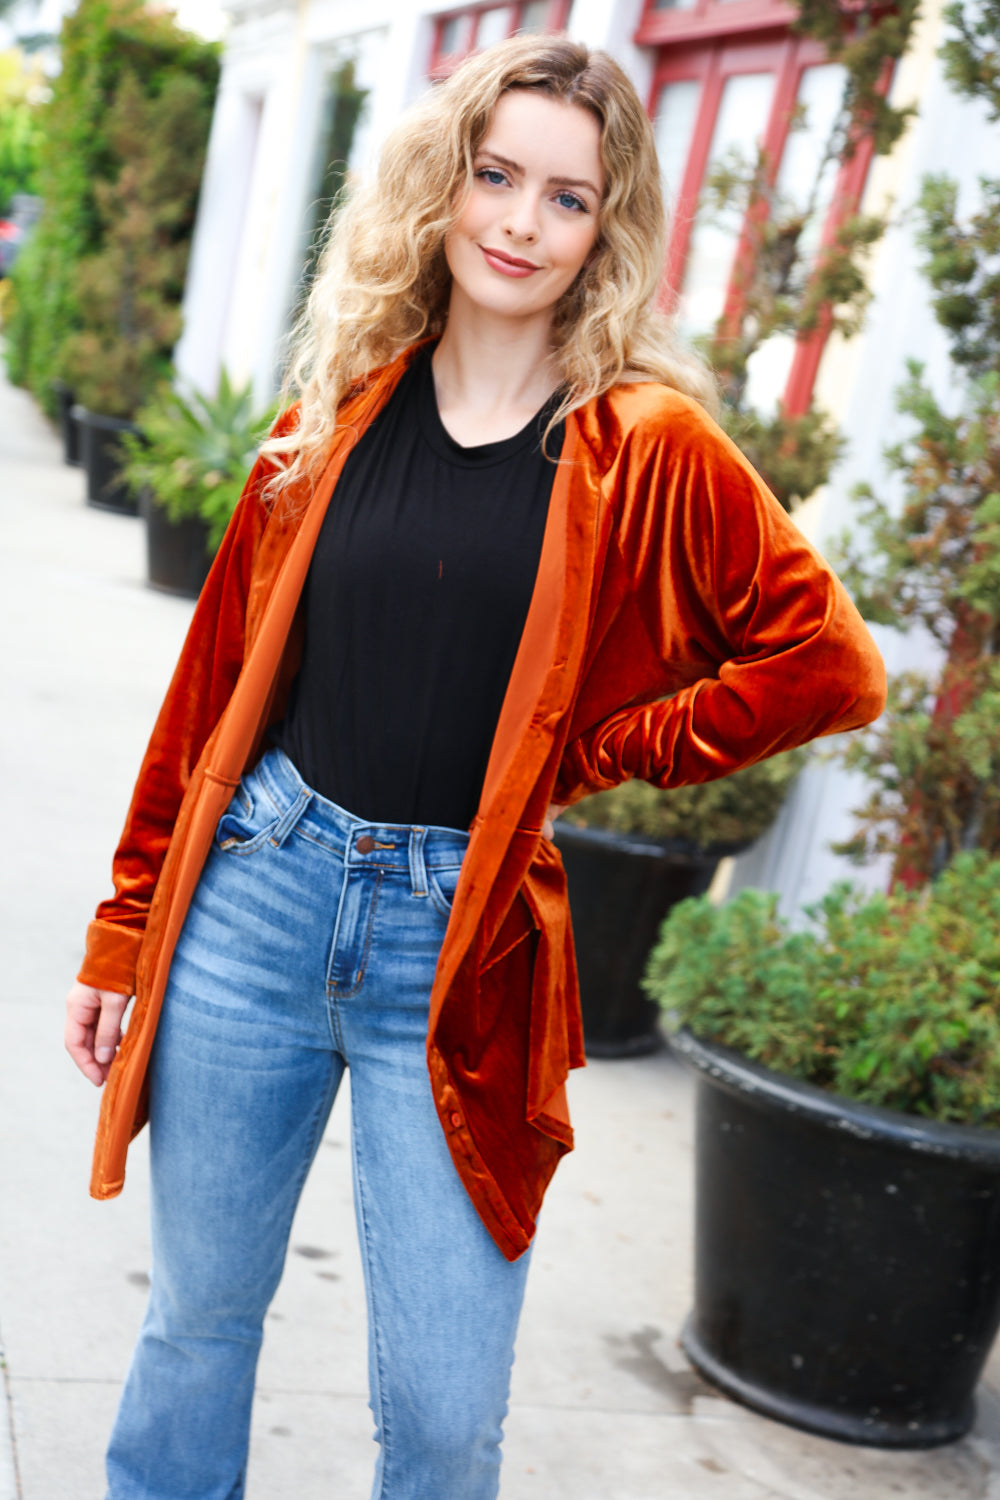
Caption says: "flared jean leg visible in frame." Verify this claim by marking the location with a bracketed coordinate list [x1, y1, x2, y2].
[105, 966, 345, 1500]
[348, 1048, 531, 1500]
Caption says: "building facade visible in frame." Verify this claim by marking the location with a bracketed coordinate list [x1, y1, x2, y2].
[175, 0, 996, 916]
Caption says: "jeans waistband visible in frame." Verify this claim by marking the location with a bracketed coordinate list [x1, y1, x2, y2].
[250, 746, 469, 891]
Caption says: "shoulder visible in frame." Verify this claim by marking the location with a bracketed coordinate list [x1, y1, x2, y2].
[269, 400, 302, 441]
[582, 380, 761, 495]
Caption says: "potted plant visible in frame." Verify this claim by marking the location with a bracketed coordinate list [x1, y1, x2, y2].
[63, 58, 218, 514]
[555, 752, 803, 1056]
[644, 855, 1000, 1448]
[640, 0, 1000, 1447]
[120, 370, 278, 598]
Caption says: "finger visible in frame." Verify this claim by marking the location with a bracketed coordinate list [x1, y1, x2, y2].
[64, 984, 102, 1078]
[65, 1012, 103, 1085]
[94, 992, 130, 1066]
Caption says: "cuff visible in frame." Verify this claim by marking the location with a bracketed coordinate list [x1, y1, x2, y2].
[76, 920, 144, 997]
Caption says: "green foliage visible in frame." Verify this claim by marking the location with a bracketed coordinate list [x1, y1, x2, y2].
[120, 371, 278, 551]
[841, 366, 1000, 645]
[717, 402, 844, 515]
[793, 0, 922, 157]
[940, 0, 1000, 118]
[700, 3, 920, 510]
[295, 58, 369, 309]
[565, 749, 806, 850]
[916, 173, 1000, 381]
[644, 852, 1000, 1126]
[4, 0, 219, 410]
[0, 96, 40, 211]
[833, 5, 1000, 882]
[835, 367, 1000, 877]
[59, 69, 216, 417]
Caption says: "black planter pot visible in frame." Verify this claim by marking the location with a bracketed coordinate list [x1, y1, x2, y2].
[553, 823, 726, 1058]
[672, 1027, 1000, 1448]
[51, 380, 80, 466]
[140, 489, 214, 599]
[74, 406, 141, 515]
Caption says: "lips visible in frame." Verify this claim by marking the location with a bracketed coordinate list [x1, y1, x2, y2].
[479, 245, 540, 277]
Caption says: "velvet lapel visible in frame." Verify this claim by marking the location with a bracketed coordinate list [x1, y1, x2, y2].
[429, 408, 603, 1017]
[217, 345, 426, 772]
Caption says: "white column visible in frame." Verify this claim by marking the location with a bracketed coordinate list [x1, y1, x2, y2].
[174, 79, 266, 397]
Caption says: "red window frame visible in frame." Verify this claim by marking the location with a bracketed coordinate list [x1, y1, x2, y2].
[640, 0, 884, 416]
[429, 0, 573, 80]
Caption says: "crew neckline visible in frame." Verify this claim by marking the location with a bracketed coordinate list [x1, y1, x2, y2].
[415, 343, 563, 469]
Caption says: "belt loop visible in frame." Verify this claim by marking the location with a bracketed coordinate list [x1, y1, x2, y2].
[268, 784, 312, 848]
[408, 826, 428, 897]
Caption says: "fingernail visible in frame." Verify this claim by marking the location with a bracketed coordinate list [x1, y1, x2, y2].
[95, 1047, 114, 1063]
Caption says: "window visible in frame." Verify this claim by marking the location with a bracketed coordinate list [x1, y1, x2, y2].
[429, 1, 572, 78]
[639, 0, 881, 415]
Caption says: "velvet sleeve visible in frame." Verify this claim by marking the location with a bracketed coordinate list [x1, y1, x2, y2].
[75, 451, 277, 996]
[555, 394, 886, 803]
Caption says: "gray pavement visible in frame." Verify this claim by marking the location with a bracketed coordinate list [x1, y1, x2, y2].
[4, 358, 1000, 1499]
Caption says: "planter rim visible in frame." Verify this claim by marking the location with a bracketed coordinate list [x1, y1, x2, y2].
[554, 820, 750, 861]
[71, 404, 142, 433]
[671, 1027, 1000, 1164]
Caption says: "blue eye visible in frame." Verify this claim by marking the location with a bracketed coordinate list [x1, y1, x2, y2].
[556, 190, 586, 213]
[477, 167, 508, 187]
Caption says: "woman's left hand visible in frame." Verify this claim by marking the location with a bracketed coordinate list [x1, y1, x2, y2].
[542, 803, 566, 840]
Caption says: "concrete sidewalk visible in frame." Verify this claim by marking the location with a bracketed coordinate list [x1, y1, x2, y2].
[3, 362, 1000, 1499]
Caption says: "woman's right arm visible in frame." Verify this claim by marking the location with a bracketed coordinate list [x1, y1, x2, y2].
[64, 445, 282, 1081]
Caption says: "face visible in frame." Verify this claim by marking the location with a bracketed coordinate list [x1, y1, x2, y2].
[444, 89, 605, 332]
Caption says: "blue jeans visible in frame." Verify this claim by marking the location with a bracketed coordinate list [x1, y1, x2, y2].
[106, 747, 532, 1500]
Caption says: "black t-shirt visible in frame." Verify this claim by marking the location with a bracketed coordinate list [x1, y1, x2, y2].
[273, 344, 564, 829]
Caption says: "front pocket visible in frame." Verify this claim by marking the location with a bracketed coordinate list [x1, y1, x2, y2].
[214, 782, 280, 855]
[427, 863, 463, 918]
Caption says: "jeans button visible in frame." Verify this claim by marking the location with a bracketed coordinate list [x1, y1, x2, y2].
[356, 834, 376, 854]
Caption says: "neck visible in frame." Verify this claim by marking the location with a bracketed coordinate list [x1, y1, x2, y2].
[431, 289, 561, 417]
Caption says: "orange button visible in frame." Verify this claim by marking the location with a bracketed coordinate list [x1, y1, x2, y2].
[355, 835, 376, 854]
[450, 1112, 462, 1128]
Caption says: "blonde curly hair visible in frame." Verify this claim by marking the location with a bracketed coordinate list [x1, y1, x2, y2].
[261, 34, 715, 495]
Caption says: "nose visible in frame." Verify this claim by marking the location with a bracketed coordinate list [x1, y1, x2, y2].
[502, 188, 541, 244]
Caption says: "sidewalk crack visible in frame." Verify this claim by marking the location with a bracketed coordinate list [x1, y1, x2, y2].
[0, 1325, 23, 1500]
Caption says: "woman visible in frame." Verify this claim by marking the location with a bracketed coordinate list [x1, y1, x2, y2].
[65, 34, 886, 1500]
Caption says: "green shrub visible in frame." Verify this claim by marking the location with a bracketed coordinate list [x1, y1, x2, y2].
[4, 0, 219, 410]
[644, 851, 1000, 1126]
[0, 95, 41, 211]
[563, 749, 805, 850]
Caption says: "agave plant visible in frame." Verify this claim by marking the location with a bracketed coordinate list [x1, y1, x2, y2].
[121, 368, 278, 550]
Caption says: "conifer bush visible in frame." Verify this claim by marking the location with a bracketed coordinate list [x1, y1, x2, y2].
[4, 0, 219, 413]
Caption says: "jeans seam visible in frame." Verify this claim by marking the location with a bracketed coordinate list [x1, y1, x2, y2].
[351, 1117, 393, 1497]
[283, 1057, 342, 1229]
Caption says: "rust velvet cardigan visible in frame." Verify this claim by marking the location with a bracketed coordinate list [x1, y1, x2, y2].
[77, 340, 887, 1262]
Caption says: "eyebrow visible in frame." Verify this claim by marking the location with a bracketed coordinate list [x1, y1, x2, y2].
[477, 150, 601, 200]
